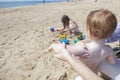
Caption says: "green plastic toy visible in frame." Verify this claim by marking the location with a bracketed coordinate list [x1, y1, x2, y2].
[74, 38, 80, 44]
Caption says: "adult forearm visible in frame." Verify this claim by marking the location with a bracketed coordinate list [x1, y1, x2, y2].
[66, 54, 104, 80]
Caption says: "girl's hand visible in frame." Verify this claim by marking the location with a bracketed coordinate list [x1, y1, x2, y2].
[56, 29, 61, 32]
[56, 27, 64, 32]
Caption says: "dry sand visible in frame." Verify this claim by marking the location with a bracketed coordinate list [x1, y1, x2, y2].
[0, 0, 120, 80]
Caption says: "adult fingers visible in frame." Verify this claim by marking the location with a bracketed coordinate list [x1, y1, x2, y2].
[48, 45, 53, 52]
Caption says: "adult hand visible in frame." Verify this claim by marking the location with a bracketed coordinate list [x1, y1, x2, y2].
[48, 43, 71, 61]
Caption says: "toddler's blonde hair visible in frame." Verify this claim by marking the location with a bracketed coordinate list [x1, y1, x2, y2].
[87, 9, 117, 39]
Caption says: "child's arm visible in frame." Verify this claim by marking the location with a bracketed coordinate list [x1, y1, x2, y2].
[69, 20, 78, 30]
[107, 54, 116, 64]
[56, 27, 64, 31]
[106, 46, 116, 64]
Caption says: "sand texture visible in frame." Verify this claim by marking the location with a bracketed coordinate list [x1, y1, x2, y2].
[0, 0, 120, 80]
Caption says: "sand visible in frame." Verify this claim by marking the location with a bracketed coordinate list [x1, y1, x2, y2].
[0, 0, 120, 80]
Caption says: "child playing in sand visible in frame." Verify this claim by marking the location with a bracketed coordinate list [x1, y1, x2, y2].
[56, 15, 81, 36]
[49, 9, 117, 74]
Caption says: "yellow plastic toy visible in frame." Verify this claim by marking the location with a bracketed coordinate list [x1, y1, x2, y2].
[60, 34, 66, 40]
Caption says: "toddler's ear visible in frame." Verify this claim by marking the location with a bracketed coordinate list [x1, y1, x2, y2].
[86, 29, 90, 38]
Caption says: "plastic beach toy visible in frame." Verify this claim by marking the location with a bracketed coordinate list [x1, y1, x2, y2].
[74, 38, 80, 44]
[77, 34, 86, 40]
[60, 34, 66, 40]
[82, 35, 86, 40]
[50, 28, 55, 32]
[61, 38, 69, 44]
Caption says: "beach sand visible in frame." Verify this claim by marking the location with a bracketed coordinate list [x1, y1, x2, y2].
[0, 0, 120, 80]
